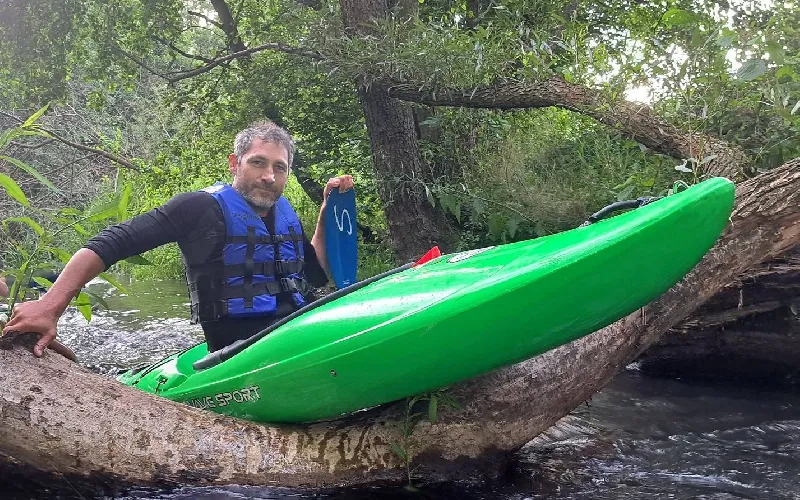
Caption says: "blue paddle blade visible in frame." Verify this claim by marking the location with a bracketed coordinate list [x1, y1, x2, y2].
[324, 189, 358, 288]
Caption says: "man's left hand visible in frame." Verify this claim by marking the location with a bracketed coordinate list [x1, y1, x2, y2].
[323, 175, 354, 201]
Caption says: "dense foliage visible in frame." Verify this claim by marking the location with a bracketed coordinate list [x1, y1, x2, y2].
[1, 0, 798, 280]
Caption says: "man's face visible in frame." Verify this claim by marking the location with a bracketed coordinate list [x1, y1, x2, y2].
[229, 139, 290, 215]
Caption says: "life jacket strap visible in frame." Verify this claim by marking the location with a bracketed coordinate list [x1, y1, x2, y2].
[189, 277, 310, 302]
[227, 233, 304, 244]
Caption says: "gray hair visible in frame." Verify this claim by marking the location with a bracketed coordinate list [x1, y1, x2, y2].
[233, 120, 296, 169]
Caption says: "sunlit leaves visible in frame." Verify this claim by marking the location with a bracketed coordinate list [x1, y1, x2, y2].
[661, 8, 695, 27]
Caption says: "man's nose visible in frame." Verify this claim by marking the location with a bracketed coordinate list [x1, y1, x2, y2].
[261, 166, 276, 183]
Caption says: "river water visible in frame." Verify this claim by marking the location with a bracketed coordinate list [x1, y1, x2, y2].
[4, 279, 800, 499]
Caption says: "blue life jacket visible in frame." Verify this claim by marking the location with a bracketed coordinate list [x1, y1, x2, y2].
[186, 183, 308, 323]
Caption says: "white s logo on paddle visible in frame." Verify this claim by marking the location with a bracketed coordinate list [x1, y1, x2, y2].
[334, 205, 353, 235]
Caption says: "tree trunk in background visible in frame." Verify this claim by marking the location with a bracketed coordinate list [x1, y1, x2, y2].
[356, 86, 459, 261]
[1, 161, 798, 495]
[340, 0, 459, 262]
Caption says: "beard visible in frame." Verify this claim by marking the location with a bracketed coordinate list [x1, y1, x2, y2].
[236, 185, 280, 212]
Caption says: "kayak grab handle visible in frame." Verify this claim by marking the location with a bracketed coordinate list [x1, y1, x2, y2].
[581, 196, 661, 226]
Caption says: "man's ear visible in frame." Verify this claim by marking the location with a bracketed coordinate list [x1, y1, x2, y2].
[228, 154, 238, 176]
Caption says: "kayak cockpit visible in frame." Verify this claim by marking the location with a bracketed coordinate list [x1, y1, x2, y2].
[119, 343, 208, 393]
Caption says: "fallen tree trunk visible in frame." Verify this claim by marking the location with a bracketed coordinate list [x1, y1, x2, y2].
[638, 248, 800, 383]
[675, 248, 800, 330]
[1, 161, 799, 494]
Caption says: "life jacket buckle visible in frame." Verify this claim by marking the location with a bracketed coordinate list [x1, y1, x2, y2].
[280, 277, 300, 293]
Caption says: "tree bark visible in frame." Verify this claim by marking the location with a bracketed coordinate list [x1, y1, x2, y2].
[638, 247, 800, 384]
[209, 0, 247, 54]
[1, 160, 798, 493]
[383, 77, 751, 179]
[339, 0, 459, 262]
[674, 249, 800, 331]
[356, 85, 459, 261]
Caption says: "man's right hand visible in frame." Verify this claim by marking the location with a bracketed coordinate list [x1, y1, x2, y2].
[3, 299, 63, 357]
[1, 248, 107, 357]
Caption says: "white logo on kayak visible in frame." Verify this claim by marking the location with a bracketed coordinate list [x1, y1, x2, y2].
[185, 385, 261, 410]
[447, 246, 494, 263]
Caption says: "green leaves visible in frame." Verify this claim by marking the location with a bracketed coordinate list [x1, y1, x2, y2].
[776, 65, 797, 81]
[736, 59, 768, 81]
[30, 276, 54, 291]
[3, 217, 45, 236]
[765, 41, 786, 65]
[123, 255, 152, 266]
[85, 199, 123, 222]
[427, 394, 438, 424]
[73, 291, 94, 322]
[99, 272, 129, 294]
[118, 183, 132, 221]
[0, 155, 61, 194]
[22, 104, 50, 127]
[437, 192, 461, 224]
[505, 217, 519, 239]
[661, 9, 696, 27]
[488, 213, 506, 241]
[0, 106, 60, 207]
[716, 28, 736, 49]
[0, 173, 30, 207]
[389, 443, 408, 462]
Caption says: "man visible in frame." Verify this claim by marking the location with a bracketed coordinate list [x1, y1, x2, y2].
[3, 120, 354, 356]
[0, 276, 8, 298]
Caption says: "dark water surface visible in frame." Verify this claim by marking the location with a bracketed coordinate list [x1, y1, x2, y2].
[4, 279, 800, 499]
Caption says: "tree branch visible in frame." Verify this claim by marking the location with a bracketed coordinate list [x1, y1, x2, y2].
[294, 0, 322, 9]
[38, 128, 139, 171]
[187, 10, 224, 30]
[383, 77, 751, 179]
[1, 160, 798, 490]
[209, 0, 248, 54]
[108, 39, 166, 78]
[152, 36, 214, 64]
[1, 113, 138, 171]
[9, 138, 56, 149]
[165, 43, 323, 83]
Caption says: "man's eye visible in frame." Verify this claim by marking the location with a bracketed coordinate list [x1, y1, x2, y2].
[251, 160, 263, 166]
[275, 165, 287, 173]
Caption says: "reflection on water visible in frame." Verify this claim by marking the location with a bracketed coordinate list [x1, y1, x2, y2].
[5, 278, 800, 499]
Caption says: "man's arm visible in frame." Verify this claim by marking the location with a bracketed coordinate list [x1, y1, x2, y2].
[0, 276, 9, 298]
[310, 175, 354, 276]
[2, 192, 213, 357]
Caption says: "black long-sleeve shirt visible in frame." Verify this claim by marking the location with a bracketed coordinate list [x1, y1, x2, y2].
[85, 191, 328, 351]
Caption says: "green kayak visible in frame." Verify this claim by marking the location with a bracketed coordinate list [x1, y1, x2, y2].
[118, 177, 735, 423]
